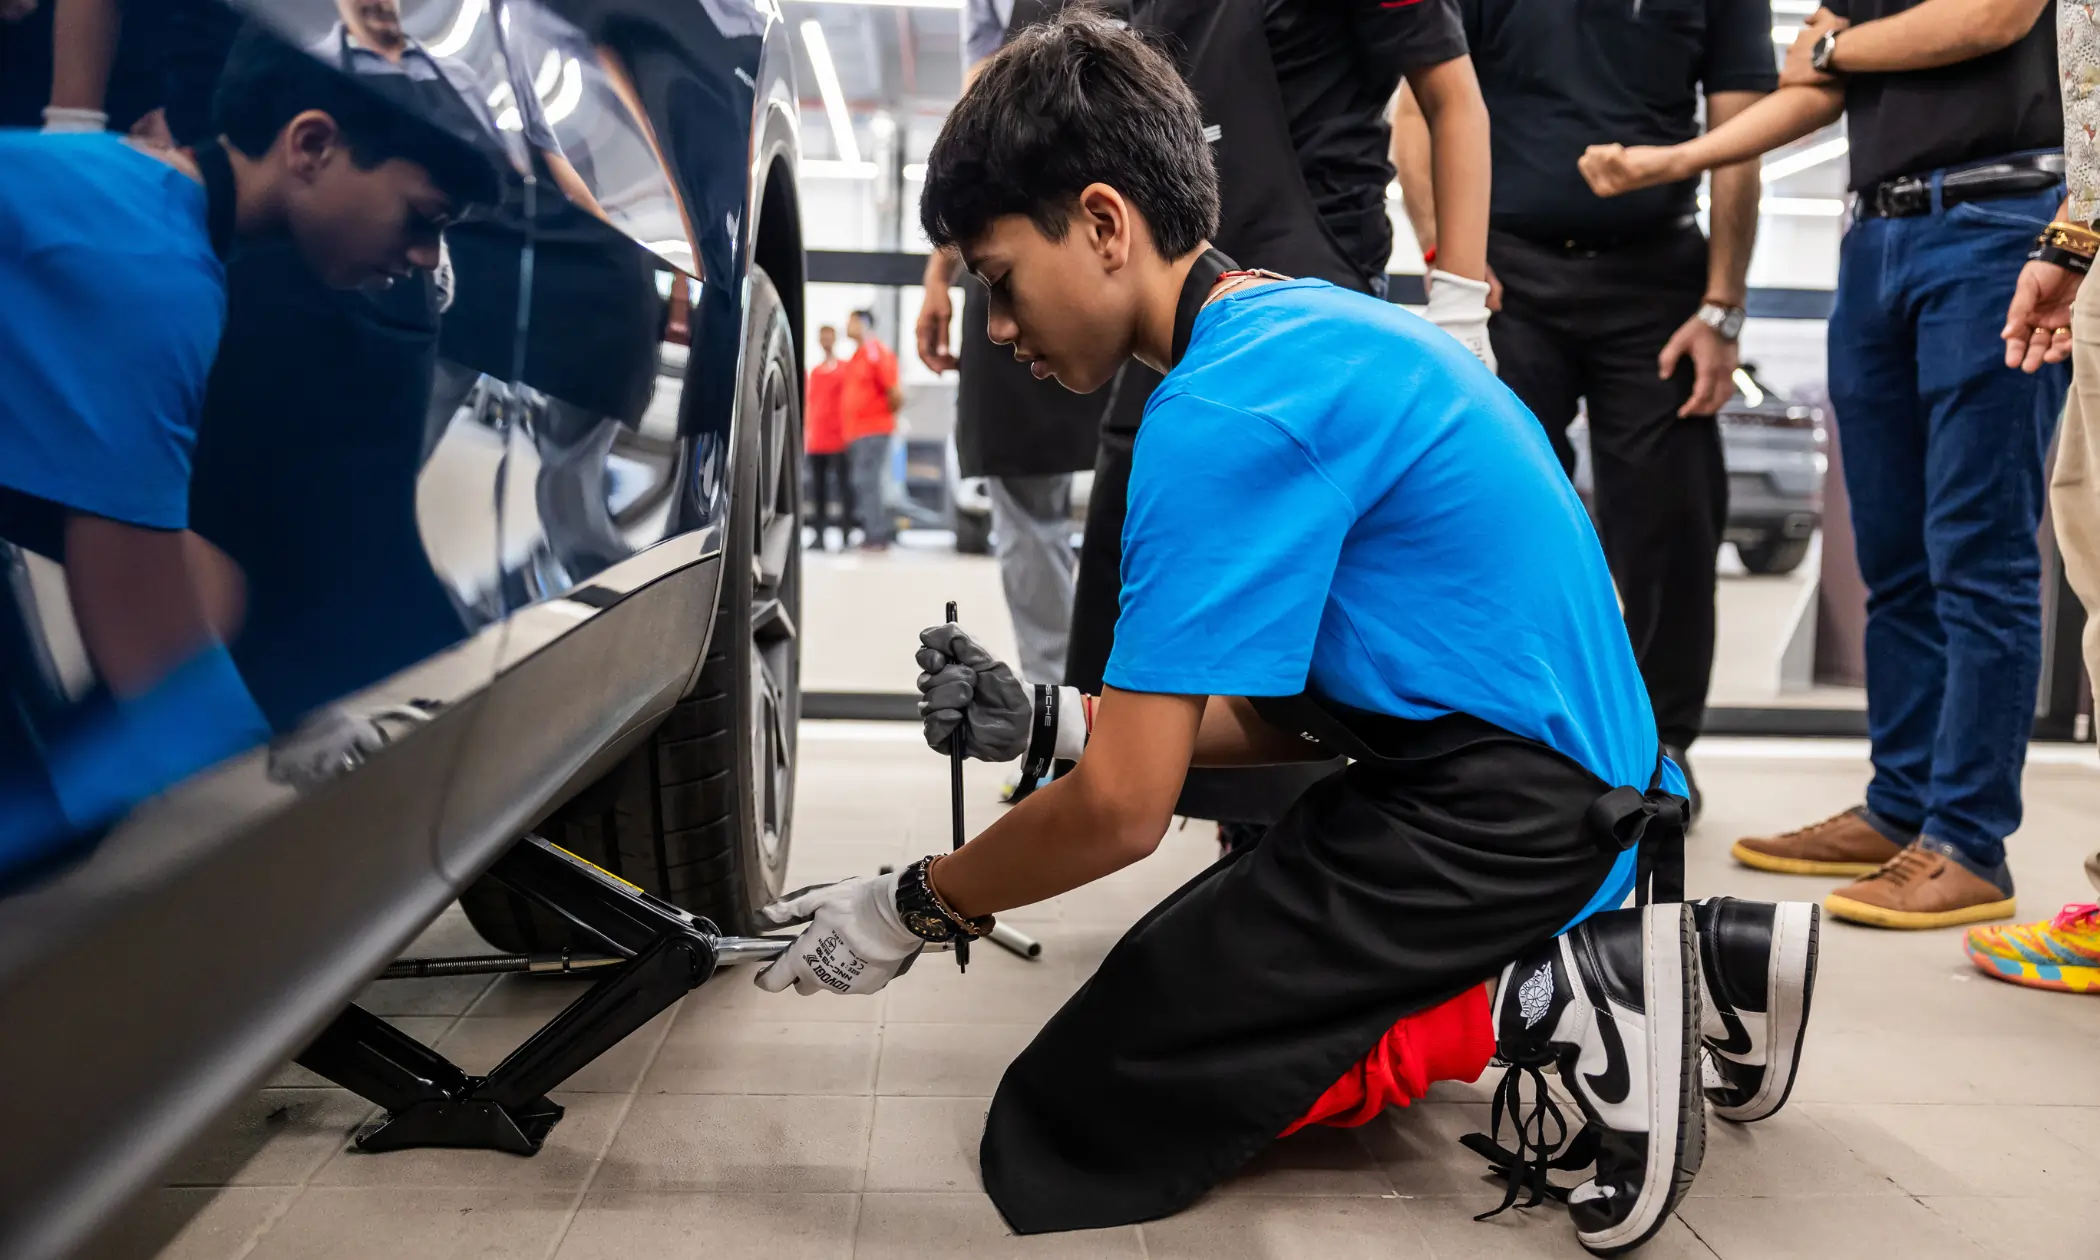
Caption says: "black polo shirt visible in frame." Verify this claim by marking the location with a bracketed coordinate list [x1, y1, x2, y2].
[1827, 0, 2059, 190]
[1264, 0, 1468, 280]
[1461, 0, 1777, 241]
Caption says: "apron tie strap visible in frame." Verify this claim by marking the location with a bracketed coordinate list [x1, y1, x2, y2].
[1582, 755, 1687, 905]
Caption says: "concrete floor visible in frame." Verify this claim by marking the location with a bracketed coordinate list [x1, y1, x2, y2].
[93, 732, 2100, 1260]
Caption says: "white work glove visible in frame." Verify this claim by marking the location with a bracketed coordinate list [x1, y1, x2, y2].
[916, 624, 1032, 760]
[1424, 271, 1497, 373]
[754, 871, 924, 996]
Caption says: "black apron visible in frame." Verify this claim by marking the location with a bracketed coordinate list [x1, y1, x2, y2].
[980, 696, 1686, 1234]
[1067, 0, 1371, 690]
[952, 0, 1107, 480]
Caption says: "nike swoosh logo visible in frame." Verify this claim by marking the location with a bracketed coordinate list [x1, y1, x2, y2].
[1584, 1006, 1631, 1105]
[1710, 1002, 1753, 1057]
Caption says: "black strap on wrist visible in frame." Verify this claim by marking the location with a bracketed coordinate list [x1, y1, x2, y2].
[2032, 241, 2094, 275]
[1006, 685, 1059, 805]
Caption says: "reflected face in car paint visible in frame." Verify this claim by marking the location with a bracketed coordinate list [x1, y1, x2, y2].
[286, 139, 456, 289]
[962, 206, 1138, 397]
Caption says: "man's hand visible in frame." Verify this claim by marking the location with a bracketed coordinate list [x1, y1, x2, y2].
[1780, 10, 1849, 87]
[754, 871, 924, 996]
[1579, 144, 1687, 198]
[2002, 259, 2082, 373]
[1659, 315, 1739, 418]
[1423, 271, 1497, 371]
[917, 254, 961, 373]
[916, 624, 1031, 760]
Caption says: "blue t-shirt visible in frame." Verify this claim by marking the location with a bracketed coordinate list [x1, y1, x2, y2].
[0, 131, 226, 532]
[1105, 278, 1684, 923]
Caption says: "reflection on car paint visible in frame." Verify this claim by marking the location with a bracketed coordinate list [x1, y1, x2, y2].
[1, 0, 790, 887]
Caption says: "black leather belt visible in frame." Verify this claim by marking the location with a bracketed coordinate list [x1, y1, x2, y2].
[1857, 151, 2065, 219]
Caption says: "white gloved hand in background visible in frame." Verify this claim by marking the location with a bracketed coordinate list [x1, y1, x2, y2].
[1424, 271, 1497, 373]
[755, 870, 924, 996]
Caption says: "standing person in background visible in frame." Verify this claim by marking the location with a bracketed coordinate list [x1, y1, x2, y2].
[841, 308, 904, 553]
[1580, 0, 2064, 930]
[1964, 10, 2100, 988]
[1397, 0, 1778, 822]
[804, 324, 851, 552]
[1065, 0, 1497, 700]
[918, 0, 1108, 686]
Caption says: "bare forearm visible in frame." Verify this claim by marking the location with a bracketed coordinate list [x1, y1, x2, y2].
[1410, 58, 1492, 282]
[1703, 94, 1763, 307]
[1192, 696, 1329, 765]
[1830, 0, 2047, 71]
[1675, 86, 1843, 176]
[1390, 85, 1439, 257]
[922, 246, 963, 290]
[930, 688, 1201, 917]
[49, 0, 119, 112]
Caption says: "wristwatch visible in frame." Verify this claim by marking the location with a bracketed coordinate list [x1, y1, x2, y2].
[1696, 302, 1747, 342]
[895, 855, 995, 943]
[1809, 28, 1842, 73]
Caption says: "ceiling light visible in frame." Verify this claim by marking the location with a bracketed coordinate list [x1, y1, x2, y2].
[800, 19, 861, 165]
[544, 58, 584, 125]
[427, 0, 486, 57]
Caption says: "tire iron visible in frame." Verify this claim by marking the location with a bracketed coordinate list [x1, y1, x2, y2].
[945, 600, 969, 973]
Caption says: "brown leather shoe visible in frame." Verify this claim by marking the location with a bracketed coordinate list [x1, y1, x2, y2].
[1824, 840, 2017, 930]
[1731, 807, 1906, 877]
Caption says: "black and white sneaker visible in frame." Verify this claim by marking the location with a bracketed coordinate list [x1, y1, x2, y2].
[1470, 904, 1705, 1257]
[1693, 897, 1820, 1123]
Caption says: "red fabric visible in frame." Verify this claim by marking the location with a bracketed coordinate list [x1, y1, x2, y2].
[1280, 983, 1495, 1137]
[806, 359, 847, 454]
[839, 338, 900, 442]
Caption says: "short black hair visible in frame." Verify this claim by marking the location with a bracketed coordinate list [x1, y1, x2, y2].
[850, 308, 875, 326]
[920, 10, 1217, 258]
[213, 23, 501, 209]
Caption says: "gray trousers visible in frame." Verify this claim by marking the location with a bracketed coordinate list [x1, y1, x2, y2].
[989, 474, 1076, 684]
[847, 434, 892, 546]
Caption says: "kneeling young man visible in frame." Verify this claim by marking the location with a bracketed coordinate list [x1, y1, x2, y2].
[755, 16, 1819, 1254]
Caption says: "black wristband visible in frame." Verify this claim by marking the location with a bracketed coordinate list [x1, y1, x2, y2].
[1005, 685, 1059, 805]
[2032, 241, 2094, 275]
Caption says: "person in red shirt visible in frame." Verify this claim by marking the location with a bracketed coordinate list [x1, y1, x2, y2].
[804, 324, 850, 550]
[840, 308, 904, 551]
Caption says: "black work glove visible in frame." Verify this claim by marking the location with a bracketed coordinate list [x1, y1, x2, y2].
[916, 623, 1031, 761]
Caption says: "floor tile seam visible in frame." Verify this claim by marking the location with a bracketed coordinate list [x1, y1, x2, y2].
[1667, 1207, 1726, 1259]
[539, 1000, 686, 1260]
[221, 1184, 303, 1260]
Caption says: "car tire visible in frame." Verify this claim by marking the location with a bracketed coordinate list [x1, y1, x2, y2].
[461, 265, 801, 951]
[954, 510, 992, 555]
[1737, 534, 1811, 576]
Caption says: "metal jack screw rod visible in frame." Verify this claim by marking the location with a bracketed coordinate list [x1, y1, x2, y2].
[946, 600, 970, 973]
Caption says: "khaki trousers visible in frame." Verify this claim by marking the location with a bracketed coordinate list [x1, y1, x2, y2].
[2057, 297, 2100, 892]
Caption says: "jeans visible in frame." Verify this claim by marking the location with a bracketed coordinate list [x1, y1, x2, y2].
[1828, 179, 2070, 867]
[847, 434, 893, 546]
[988, 475, 1076, 683]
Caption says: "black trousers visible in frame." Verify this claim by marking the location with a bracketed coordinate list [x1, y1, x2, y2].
[1487, 224, 1727, 749]
[804, 450, 852, 535]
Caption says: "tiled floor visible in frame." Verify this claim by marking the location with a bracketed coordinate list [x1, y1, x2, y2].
[91, 729, 2100, 1259]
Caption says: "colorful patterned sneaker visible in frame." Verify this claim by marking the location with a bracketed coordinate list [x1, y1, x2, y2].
[1963, 904, 2100, 993]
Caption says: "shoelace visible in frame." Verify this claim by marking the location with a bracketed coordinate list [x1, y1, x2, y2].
[1771, 809, 1859, 842]
[2051, 902, 2100, 931]
[1459, 1061, 1598, 1220]
[1861, 845, 1936, 888]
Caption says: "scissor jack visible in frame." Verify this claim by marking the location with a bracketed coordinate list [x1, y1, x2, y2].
[295, 835, 793, 1156]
